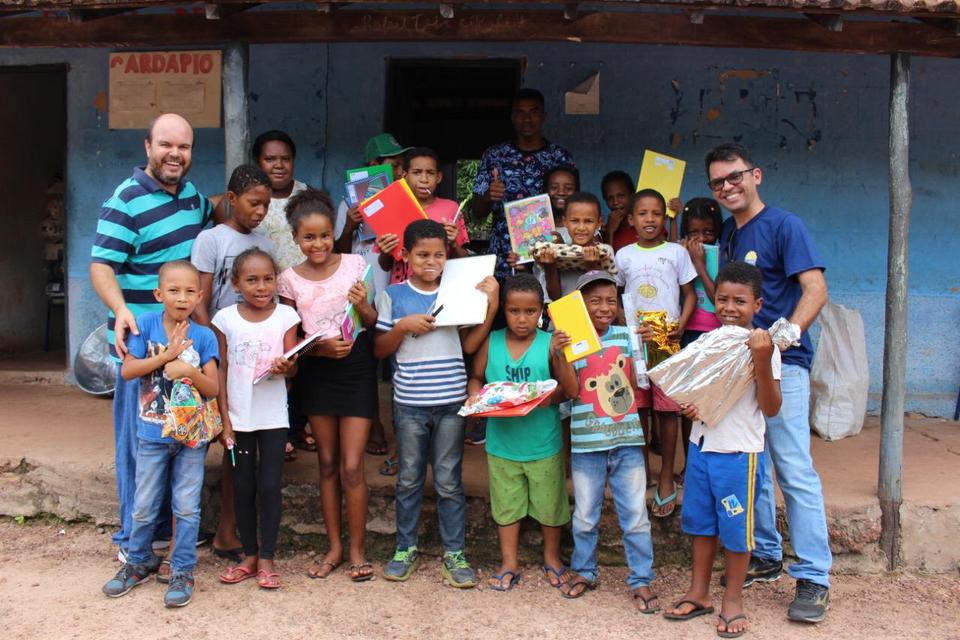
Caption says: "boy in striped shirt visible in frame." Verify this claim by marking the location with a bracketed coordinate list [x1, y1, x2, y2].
[560, 271, 659, 613]
[373, 220, 498, 588]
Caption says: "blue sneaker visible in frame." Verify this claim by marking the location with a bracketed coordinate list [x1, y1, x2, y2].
[441, 550, 477, 589]
[102, 560, 158, 598]
[383, 546, 420, 582]
[164, 573, 195, 608]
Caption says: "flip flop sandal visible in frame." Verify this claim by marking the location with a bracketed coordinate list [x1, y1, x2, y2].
[541, 565, 570, 588]
[284, 443, 297, 462]
[156, 560, 172, 585]
[559, 575, 595, 599]
[633, 590, 661, 614]
[488, 571, 521, 592]
[365, 441, 389, 456]
[213, 547, 245, 563]
[349, 563, 375, 582]
[663, 599, 716, 621]
[379, 458, 399, 477]
[295, 435, 317, 452]
[220, 565, 257, 584]
[307, 560, 341, 579]
[717, 613, 748, 638]
[256, 570, 282, 590]
[652, 488, 678, 518]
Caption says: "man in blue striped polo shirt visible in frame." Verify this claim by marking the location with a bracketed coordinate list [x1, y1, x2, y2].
[89, 113, 213, 559]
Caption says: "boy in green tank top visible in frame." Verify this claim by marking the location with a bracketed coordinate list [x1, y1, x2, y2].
[467, 274, 580, 591]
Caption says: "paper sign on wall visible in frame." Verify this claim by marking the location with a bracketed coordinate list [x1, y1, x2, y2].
[565, 72, 600, 115]
[108, 50, 222, 129]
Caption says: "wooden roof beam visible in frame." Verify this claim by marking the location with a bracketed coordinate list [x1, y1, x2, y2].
[805, 12, 842, 31]
[3, 9, 960, 58]
[205, 2, 260, 19]
[915, 16, 960, 35]
[67, 6, 136, 21]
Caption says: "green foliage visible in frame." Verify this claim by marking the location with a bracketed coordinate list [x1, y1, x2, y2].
[455, 159, 492, 241]
[14, 515, 25, 525]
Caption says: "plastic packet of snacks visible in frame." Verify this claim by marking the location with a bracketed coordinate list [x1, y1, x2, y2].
[458, 380, 558, 418]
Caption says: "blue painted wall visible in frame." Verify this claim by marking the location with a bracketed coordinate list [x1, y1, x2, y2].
[2, 42, 956, 415]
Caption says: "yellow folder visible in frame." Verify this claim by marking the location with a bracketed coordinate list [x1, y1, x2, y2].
[547, 290, 602, 363]
[636, 150, 686, 217]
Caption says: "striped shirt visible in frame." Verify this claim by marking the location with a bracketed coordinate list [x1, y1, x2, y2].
[90, 167, 212, 360]
[374, 281, 467, 407]
[571, 325, 646, 453]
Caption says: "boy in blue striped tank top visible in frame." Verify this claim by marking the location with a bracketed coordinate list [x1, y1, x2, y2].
[467, 274, 579, 591]
[374, 220, 499, 588]
[559, 271, 659, 613]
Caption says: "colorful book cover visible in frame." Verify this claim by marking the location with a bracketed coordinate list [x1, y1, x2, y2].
[637, 150, 686, 217]
[340, 265, 376, 342]
[345, 163, 393, 184]
[504, 193, 556, 264]
[345, 172, 392, 242]
[547, 290, 602, 363]
[358, 180, 427, 260]
[695, 244, 719, 313]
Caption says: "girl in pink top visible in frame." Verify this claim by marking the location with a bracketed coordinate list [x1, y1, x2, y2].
[276, 187, 378, 583]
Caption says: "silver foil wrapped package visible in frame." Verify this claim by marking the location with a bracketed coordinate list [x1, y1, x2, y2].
[647, 318, 795, 427]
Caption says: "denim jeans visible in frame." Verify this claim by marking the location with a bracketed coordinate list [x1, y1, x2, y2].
[753, 364, 832, 587]
[112, 365, 171, 548]
[571, 446, 654, 588]
[393, 402, 466, 552]
[126, 439, 207, 574]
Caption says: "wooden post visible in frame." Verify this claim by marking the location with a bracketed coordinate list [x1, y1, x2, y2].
[879, 51, 911, 571]
[222, 42, 250, 185]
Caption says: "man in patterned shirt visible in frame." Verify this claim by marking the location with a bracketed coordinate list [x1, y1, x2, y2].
[89, 113, 214, 560]
[471, 88, 575, 280]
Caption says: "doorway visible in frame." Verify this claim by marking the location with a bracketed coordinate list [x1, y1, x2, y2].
[0, 65, 68, 370]
[384, 58, 523, 246]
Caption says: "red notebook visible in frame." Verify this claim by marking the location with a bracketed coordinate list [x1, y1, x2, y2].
[358, 180, 427, 260]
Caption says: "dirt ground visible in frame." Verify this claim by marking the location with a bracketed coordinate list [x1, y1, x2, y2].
[1, 520, 957, 640]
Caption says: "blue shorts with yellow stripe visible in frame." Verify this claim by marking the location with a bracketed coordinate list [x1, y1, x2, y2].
[680, 439, 764, 553]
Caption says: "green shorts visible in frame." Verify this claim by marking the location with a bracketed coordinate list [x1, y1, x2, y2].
[487, 451, 571, 527]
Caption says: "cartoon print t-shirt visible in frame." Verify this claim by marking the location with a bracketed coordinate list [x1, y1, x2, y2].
[126, 311, 219, 443]
[570, 325, 645, 453]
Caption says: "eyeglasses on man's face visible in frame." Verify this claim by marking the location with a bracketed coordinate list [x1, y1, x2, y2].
[707, 168, 755, 192]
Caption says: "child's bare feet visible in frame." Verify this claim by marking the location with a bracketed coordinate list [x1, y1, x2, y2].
[632, 586, 660, 613]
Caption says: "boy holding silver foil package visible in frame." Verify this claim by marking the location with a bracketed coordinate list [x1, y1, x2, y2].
[661, 261, 781, 639]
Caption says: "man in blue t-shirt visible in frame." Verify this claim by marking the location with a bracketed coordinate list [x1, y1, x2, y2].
[708, 142, 831, 624]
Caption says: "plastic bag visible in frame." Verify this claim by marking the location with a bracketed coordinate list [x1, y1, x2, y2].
[810, 302, 869, 441]
[162, 378, 223, 448]
[459, 380, 558, 417]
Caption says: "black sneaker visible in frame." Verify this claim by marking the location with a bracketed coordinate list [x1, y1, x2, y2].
[787, 579, 829, 623]
[720, 556, 783, 588]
